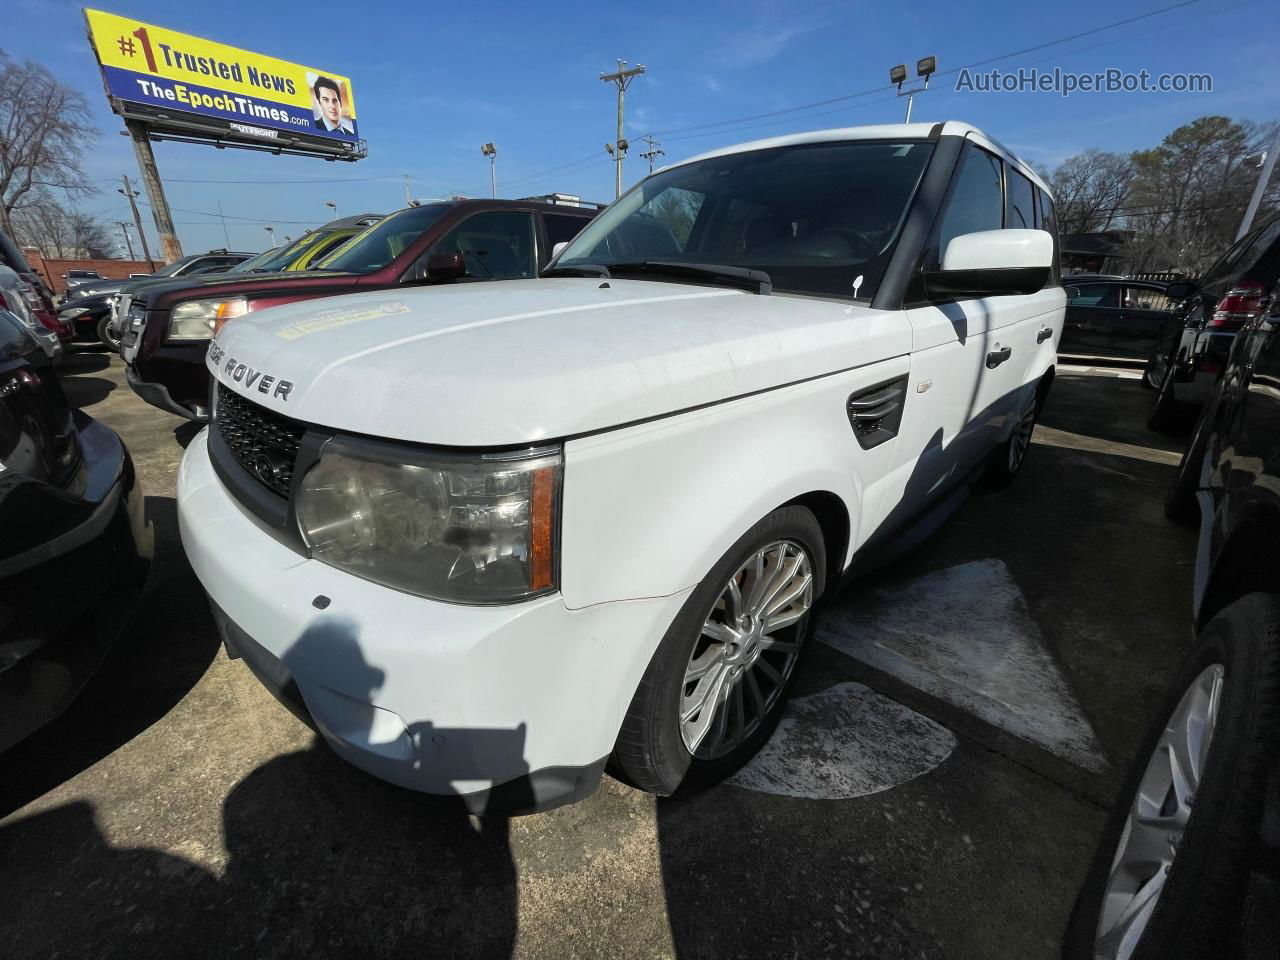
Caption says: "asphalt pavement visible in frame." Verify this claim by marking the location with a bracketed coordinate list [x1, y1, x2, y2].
[0, 349, 1196, 960]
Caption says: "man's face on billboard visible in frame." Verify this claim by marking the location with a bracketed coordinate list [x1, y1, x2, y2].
[318, 86, 342, 125]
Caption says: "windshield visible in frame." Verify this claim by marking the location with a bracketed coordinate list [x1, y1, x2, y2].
[316, 204, 451, 273]
[231, 232, 327, 273]
[555, 140, 935, 300]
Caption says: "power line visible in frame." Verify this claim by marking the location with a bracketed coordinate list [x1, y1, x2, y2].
[640, 0, 1203, 141]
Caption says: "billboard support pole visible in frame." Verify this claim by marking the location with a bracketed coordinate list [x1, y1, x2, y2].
[125, 119, 183, 262]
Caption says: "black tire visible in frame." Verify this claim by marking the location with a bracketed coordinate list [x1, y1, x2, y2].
[610, 506, 825, 795]
[1063, 593, 1280, 960]
[96, 313, 121, 352]
[982, 380, 1044, 489]
[1140, 350, 1165, 391]
[1148, 360, 1183, 434]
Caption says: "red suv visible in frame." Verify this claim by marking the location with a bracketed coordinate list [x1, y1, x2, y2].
[124, 199, 597, 420]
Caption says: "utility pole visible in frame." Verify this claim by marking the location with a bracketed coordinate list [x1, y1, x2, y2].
[639, 135, 665, 175]
[115, 221, 136, 260]
[1237, 125, 1280, 241]
[216, 199, 231, 248]
[481, 143, 497, 198]
[118, 175, 156, 269]
[124, 119, 182, 262]
[600, 60, 645, 198]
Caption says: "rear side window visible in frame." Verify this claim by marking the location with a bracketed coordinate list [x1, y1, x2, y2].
[1036, 188, 1060, 286]
[1004, 168, 1035, 229]
[1125, 286, 1172, 311]
[544, 214, 588, 249]
[933, 143, 1003, 265]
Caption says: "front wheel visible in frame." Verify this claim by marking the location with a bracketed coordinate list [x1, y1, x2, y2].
[1063, 593, 1280, 960]
[96, 313, 121, 352]
[611, 506, 825, 795]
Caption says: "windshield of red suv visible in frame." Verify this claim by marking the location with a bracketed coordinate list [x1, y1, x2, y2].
[314, 204, 451, 274]
[555, 140, 934, 301]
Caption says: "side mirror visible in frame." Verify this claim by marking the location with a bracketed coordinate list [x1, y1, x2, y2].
[426, 252, 467, 281]
[923, 229, 1052, 299]
[1164, 281, 1198, 301]
[551, 241, 569, 259]
[1064, 285, 1081, 300]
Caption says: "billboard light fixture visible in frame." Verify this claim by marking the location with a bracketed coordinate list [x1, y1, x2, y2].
[889, 64, 907, 86]
[916, 56, 936, 78]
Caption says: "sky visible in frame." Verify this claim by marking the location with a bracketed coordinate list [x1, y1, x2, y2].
[7, 0, 1279, 257]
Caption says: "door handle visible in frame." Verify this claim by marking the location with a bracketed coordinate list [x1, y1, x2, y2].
[1037, 327, 1054, 344]
[986, 346, 1012, 368]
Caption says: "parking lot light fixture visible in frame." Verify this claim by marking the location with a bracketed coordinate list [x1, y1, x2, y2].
[325, 201, 337, 220]
[890, 56, 936, 123]
[481, 143, 497, 199]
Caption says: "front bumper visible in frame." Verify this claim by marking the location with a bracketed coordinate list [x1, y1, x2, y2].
[177, 429, 691, 813]
[0, 415, 152, 751]
[126, 363, 206, 421]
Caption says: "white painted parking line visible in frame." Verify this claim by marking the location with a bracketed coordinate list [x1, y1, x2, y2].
[818, 559, 1108, 774]
[1058, 363, 1143, 380]
[728, 682, 956, 800]
[1031, 424, 1182, 466]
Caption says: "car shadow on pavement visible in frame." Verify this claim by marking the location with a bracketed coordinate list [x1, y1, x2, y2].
[173, 420, 203, 449]
[0, 497, 219, 818]
[0, 611, 523, 960]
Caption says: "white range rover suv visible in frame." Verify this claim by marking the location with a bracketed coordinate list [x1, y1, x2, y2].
[178, 121, 1064, 813]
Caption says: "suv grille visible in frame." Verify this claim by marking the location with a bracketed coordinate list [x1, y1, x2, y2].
[215, 383, 305, 498]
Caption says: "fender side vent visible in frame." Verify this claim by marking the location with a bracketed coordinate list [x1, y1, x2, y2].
[847, 376, 908, 450]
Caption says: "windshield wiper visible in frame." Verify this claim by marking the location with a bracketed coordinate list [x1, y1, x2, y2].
[607, 262, 772, 294]
[542, 263, 611, 279]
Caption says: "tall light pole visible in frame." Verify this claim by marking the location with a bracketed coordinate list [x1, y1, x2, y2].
[890, 56, 936, 123]
[1236, 127, 1280, 240]
[600, 60, 645, 198]
[264, 225, 277, 248]
[325, 201, 337, 220]
[481, 143, 497, 198]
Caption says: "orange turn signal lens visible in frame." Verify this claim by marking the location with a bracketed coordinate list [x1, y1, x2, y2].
[211, 299, 251, 335]
[529, 465, 556, 591]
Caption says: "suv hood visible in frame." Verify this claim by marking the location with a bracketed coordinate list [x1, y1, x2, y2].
[209, 278, 907, 446]
[129, 270, 357, 304]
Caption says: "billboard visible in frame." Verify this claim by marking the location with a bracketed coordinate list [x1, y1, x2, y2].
[85, 9, 365, 160]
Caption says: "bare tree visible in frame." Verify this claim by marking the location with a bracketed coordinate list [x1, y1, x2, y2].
[0, 51, 98, 238]
[12, 190, 115, 258]
[1123, 116, 1275, 273]
[1049, 150, 1133, 235]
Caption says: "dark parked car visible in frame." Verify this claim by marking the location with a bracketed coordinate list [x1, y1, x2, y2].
[64, 219, 383, 352]
[1145, 213, 1280, 431]
[59, 249, 257, 307]
[1064, 286, 1280, 959]
[0, 230, 65, 341]
[0, 309, 151, 753]
[1061, 277, 1176, 362]
[123, 198, 598, 421]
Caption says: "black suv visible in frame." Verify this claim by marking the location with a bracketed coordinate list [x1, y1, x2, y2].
[0, 309, 151, 752]
[1065, 283, 1280, 959]
[1145, 214, 1280, 431]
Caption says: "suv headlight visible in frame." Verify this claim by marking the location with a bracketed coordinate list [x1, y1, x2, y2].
[169, 297, 250, 340]
[296, 439, 561, 604]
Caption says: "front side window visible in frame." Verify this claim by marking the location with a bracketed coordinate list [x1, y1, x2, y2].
[1005, 168, 1035, 230]
[554, 140, 935, 300]
[1068, 283, 1120, 307]
[317, 204, 451, 274]
[931, 143, 1004, 269]
[427, 211, 535, 279]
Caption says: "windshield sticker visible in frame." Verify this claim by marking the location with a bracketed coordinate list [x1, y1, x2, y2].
[274, 301, 410, 341]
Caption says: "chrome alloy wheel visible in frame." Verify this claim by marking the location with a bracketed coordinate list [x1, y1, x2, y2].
[1095, 664, 1225, 960]
[1008, 397, 1037, 473]
[679, 540, 815, 760]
